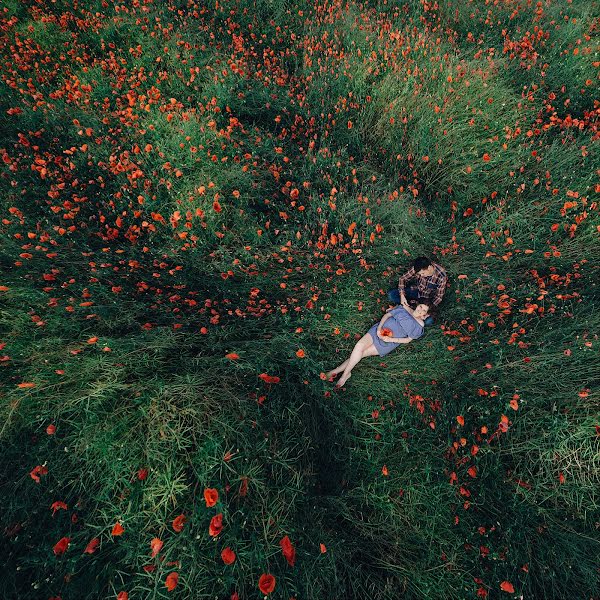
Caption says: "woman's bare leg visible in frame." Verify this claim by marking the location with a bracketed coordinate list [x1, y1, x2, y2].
[327, 337, 380, 381]
[362, 343, 378, 357]
[336, 334, 376, 387]
[327, 344, 379, 380]
[326, 358, 351, 380]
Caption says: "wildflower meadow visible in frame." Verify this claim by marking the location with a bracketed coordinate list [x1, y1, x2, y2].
[0, 0, 598, 598]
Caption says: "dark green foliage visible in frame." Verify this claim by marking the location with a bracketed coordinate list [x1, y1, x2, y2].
[0, 0, 598, 599]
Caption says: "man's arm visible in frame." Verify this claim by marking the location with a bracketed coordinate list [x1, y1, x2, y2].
[432, 272, 448, 306]
[397, 266, 415, 294]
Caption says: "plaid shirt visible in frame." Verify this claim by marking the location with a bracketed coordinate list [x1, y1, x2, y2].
[398, 262, 448, 306]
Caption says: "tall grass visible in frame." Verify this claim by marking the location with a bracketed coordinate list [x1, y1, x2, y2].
[1, 0, 598, 599]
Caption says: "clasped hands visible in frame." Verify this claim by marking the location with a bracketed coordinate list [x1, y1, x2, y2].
[376, 329, 393, 343]
[400, 291, 411, 310]
[376, 292, 411, 342]
[376, 323, 394, 343]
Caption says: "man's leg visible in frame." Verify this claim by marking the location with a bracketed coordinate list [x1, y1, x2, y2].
[405, 285, 420, 308]
[388, 285, 419, 304]
[387, 288, 401, 304]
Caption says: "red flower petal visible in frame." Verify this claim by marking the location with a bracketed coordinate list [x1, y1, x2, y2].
[258, 574, 276, 595]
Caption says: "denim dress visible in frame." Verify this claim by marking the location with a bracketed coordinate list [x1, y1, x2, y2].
[368, 306, 424, 356]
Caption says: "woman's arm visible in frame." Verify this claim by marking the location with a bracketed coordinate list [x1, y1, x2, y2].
[386, 336, 413, 344]
[376, 312, 392, 335]
[402, 304, 416, 316]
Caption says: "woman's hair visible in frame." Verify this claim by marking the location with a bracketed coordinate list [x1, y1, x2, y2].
[414, 256, 432, 271]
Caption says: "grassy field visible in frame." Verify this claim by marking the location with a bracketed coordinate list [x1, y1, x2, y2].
[0, 0, 598, 598]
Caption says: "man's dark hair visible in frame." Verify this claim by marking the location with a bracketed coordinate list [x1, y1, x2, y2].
[414, 256, 432, 271]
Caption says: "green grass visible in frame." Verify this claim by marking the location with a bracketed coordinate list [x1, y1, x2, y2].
[1, 1, 598, 599]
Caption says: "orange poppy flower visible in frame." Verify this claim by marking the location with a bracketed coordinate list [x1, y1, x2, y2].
[258, 574, 276, 595]
[150, 538, 163, 558]
[165, 572, 178, 591]
[172, 514, 186, 533]
[279, 535, 296, 567]
[204, 488, 219, 507]
[221, 547, 236, 565]
[259, 373, 280, 384]
[84, 538, 99, 554]
[209, 513, 223, 537]
[53, 536, 71, 555]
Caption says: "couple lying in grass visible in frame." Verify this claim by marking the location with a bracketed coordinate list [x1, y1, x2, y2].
[327, 257, 448, 388]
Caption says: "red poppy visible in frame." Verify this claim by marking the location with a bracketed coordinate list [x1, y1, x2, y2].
[221, 547, 236, 565]
[84, 537, 99, 554]
[30, 464, 48, 483]
[165, 572, 179, 592]
[500, 581, 514, 593]
[50, 501, 67, 516]
[209, 513, 223, 537]
[258, 574, 276, 595]
[117, 593, 128, 600]
[259, 373, 280, 384]
[53, 536, 71, 556]
[172, 514, 186, 532]
[279, 535, 296, 567]
[204, 488, 219, 507]
[150, 538, 163, 558]
[112, 522, 125, 536]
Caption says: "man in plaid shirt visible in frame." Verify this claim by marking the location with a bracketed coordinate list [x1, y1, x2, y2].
[387, 257, 448, 326]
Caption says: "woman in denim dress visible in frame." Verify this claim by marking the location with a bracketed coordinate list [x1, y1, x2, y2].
[326, 302, 431, 388]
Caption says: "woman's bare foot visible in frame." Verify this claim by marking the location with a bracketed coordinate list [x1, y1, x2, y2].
[336, 372, 351, 388]
[326, 370, 340, 381]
